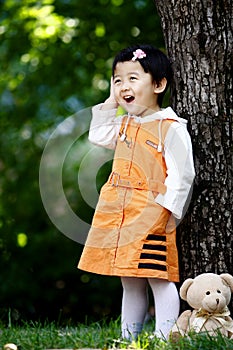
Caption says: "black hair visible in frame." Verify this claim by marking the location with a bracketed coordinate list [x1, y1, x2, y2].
[112, 44, 172, 107]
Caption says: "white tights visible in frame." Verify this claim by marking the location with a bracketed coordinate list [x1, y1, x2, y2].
[121, 277, 180, 340]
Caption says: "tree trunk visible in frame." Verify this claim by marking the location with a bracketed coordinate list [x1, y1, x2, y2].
[154, 0, 233, 283]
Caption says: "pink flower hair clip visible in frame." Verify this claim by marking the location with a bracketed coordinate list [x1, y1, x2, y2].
[132, 49, 146, 61]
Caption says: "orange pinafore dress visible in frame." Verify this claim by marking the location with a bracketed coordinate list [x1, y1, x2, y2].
[78, 116, 179, 282]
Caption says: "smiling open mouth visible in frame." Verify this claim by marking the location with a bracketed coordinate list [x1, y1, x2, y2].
[124, 95, 135, 103]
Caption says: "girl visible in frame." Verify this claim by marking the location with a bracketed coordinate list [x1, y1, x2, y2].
[78, 44, 195, 340]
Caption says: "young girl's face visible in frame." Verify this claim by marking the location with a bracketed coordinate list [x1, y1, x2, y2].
[113, 60, 160, 116]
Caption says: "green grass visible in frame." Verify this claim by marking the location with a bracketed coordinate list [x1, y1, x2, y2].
[1, 319, 233, 350]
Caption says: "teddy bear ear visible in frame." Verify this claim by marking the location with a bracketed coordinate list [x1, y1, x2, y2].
[220, 273, 233, 292]
[180, 278, 194, 301]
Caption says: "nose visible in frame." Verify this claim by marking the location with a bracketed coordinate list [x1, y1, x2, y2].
[121, 82, 129, 91]
[216, 298, 219, 304]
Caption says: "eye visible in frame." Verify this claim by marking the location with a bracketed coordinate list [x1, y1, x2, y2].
[206, 291, 210, 295]
[130, 76, 137, 81]
[217, 290, 221, 294]
[114, 78, 121, 84]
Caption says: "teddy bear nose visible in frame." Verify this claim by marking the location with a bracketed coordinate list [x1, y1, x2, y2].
[216, 298, 219, 304]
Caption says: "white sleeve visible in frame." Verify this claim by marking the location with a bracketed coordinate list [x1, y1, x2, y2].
[88, 103, 123, 150]
[155, 122, 195, 219]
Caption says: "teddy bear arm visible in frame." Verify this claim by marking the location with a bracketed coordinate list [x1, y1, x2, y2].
[172, 310, 192, 334]
[224, 315, 233, 339]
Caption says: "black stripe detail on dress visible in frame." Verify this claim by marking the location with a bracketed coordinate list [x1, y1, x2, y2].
[140, 253, 166, 261]
[139, 233, 167, 270]
[138, 263, 167, 271]
[146, 234, 166, 241]
[142, 244, 166, 251]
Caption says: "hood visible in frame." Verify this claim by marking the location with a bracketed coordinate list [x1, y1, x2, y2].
[120, 107, 188, 153]
[139, 107, 188, 127]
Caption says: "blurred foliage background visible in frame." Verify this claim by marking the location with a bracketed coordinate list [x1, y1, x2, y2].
[0, 0, 165, 324]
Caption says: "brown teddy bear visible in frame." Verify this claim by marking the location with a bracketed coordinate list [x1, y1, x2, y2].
[170, 273, 233, 340]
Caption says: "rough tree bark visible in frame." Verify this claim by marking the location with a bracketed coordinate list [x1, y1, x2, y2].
[154, 1, 233, 283]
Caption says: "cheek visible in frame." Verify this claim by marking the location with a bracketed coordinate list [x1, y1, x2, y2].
[113, 87, 120, 99]
[141, 86, 155, 98]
